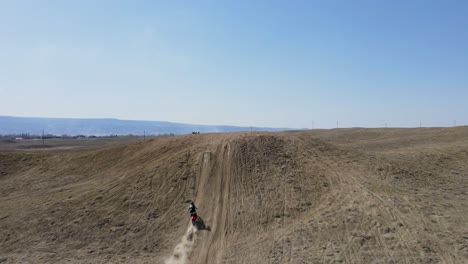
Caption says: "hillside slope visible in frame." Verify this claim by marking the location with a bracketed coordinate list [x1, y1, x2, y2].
[1, 128, 467, 263]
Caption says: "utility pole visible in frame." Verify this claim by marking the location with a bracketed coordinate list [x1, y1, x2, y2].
[143, 129, 146, 141]
[42, 129, 44, 145]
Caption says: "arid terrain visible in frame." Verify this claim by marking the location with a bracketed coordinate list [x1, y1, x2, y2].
[0, 127, 467, 263]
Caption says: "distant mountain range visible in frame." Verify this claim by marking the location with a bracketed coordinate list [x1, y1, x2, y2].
[0, 116, 297, 136]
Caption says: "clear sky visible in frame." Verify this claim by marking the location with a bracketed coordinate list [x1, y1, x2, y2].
[1, 0, 467, 128]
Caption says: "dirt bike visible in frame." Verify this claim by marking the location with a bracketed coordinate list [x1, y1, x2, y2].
[190, 212, 209, 230]
[190, 213, 197, 225]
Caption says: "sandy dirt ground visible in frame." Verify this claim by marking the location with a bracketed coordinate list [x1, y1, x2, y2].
[0, 127, 467, 263]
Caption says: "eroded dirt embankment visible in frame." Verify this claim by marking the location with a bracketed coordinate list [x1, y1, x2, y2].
[1, 129, 467, 263]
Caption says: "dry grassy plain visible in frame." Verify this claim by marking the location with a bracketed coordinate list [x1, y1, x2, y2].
[1, 127, 467, 263]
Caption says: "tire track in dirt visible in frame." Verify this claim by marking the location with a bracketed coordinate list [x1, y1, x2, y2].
[2, 128, 468, 263]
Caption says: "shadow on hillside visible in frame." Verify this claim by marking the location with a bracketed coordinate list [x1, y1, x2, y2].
[193, 216, 211, 231]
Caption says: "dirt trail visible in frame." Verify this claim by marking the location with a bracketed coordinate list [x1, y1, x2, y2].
[191, 138, 249, 263]
[0, 128, 467, 263]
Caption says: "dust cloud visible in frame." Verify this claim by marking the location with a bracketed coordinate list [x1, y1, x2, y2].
[165, 225, 197, 264]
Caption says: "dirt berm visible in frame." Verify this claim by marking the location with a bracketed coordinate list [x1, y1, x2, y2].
[0, 128, 467, 263]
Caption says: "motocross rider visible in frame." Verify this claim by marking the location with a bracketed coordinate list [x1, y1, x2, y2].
[188, 202, 197, 216]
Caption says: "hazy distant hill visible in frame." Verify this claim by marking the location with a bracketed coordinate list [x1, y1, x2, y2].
[0, 116, 294, 136]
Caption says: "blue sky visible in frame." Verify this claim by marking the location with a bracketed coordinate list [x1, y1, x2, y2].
[1, 0, 467, 128]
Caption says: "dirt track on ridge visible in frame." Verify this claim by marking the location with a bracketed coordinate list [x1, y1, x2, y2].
[1, 128, 467, 263]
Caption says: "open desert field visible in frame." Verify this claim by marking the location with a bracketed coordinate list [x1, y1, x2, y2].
[0, 127, 467, 263]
